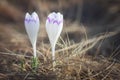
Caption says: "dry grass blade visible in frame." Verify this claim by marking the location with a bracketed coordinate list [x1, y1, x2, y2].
[69, 31, 119, 58]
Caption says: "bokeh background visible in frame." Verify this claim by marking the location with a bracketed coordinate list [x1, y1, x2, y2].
[0, 0, 120, 57]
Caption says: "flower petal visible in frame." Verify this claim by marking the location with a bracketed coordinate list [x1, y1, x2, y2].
[25, 13, 31, 23]
[24, 12, 40, 46]
[46, 12, 63, 48]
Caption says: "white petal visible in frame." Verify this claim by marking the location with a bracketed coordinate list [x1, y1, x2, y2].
[25, 13, 31, 20]
[32, 12, 39, 21]
[24, 12, 40, 46]
[47, 12, 57, 23]
[46, 12, 63, 48]
[48, 12, 56, 18]
[31, 12, 40, 33]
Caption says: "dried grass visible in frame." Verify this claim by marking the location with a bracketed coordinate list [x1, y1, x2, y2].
[0, 30, 120, 80]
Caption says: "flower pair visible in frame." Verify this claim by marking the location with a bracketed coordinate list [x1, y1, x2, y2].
[24, 12, 63, 61]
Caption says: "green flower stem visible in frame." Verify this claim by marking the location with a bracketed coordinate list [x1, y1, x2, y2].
[31, 57, 39, 71]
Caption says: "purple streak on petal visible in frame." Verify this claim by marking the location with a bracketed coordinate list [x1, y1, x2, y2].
[53, 20, 63, 25]
[47, 17, 63, 25]
[47, 17, 51, 23]
[47, 17, 54, 23]
[25, 18, 36, 23]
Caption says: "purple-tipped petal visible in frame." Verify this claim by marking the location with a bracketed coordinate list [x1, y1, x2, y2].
[24, 12, 40, 47]
[47, 12, 63, 25]
[46, 12, 63, 47]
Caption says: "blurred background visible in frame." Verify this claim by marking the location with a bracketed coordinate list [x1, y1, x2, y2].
[0, 0, 120, 57]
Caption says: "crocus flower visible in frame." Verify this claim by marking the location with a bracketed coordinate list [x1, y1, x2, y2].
[24, 12, 40, 58]
[46, 12, 63, 61]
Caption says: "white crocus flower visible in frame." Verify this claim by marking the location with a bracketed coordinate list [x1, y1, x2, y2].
[24, 12, 40, 58]
[46, 12, 63, 61]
